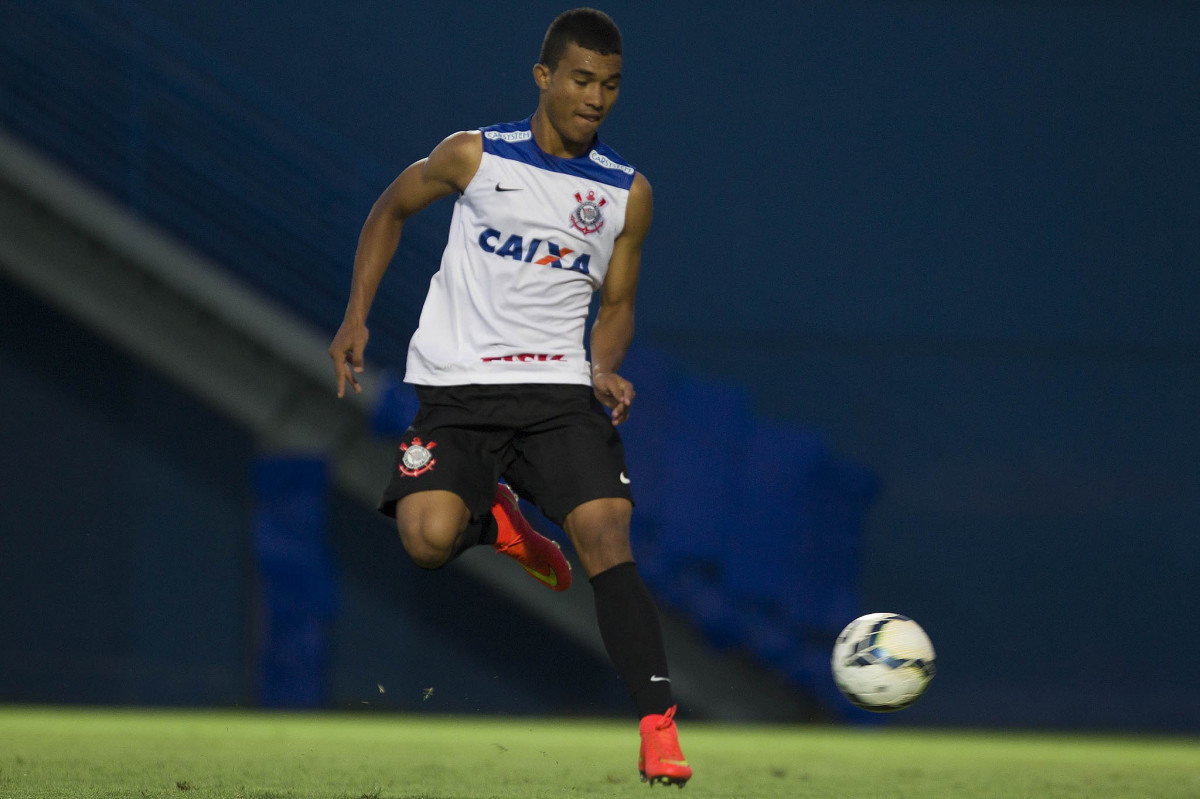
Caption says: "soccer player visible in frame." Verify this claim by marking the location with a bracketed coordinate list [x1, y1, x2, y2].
[328, 7, 691, 788]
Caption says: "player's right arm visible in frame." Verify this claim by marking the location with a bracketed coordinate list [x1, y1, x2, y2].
[329, 131, 482, 397]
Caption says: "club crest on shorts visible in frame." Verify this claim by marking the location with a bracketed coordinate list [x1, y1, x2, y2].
[570, 190, 607, 235]
[398, 437, 437, 477]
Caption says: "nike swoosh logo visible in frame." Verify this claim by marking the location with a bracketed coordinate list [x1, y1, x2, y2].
[494, 183, 522, 191]
[619, 472, 631, 485]
[523, 564, 558, 587]
[650, 675, 670, 682]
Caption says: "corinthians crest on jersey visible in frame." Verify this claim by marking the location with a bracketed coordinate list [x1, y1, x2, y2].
[570, 190, 607, 235]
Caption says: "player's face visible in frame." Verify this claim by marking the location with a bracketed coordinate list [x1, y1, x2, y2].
[535, 43, 622, 149]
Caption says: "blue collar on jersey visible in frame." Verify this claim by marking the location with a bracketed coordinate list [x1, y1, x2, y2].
[480, 117, 637, 191]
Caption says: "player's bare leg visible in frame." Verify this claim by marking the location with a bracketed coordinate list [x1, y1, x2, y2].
[394, 490, 471, 568]
[563, 497, 634, 578]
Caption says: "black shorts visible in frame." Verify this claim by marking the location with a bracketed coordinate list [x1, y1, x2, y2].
[377, 383, 633, 526]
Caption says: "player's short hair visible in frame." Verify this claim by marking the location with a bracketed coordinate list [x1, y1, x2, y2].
[539, 8, 622, 70]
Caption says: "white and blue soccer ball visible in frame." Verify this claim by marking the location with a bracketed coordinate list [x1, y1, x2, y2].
[831, 613, 936, 712]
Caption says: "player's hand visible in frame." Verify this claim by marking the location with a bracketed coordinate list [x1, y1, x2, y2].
[329, 318, 369, 398]
[592, 372, 635, 426]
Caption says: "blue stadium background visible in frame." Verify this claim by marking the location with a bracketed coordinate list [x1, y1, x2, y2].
[1, 0, 1198, 730]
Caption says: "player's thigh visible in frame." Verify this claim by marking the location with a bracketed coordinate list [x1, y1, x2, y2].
[505, 386, 633, 526]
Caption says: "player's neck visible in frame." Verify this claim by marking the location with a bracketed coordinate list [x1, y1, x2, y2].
[530, 108, 595, 159]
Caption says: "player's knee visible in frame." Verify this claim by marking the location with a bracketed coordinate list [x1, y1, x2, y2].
[400, 534, 453, 569]
[395, 516, 459, 570]
[575, 534, 634, 575]
[394, 492, 471, 569]
[564, 499, 634, 576]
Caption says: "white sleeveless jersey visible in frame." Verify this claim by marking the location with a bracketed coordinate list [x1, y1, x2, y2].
[404, 117, 637, 386]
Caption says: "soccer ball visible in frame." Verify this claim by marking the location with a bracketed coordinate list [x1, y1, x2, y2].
[831, 613, 936, 712]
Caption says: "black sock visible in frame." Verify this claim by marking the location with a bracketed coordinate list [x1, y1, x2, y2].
[590, 561, 673, 718]
[449, 512, 498, 559]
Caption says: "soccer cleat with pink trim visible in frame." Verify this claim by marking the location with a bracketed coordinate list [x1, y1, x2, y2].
[638, 705, 692, 787]
[491, 483, 571, 591]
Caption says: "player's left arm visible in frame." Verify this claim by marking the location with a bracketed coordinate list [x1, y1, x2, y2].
[591, 172, 652, 426]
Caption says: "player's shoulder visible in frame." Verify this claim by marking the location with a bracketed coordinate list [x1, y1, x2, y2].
[630, 170, 651, 196]
[424, 130, 484, 189]
[432, 129, 484, 161]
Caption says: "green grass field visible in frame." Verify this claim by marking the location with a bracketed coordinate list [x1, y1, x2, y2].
[1, 706, 1196, 798]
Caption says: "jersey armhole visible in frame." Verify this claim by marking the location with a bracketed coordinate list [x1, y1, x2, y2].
[458, 133, 490, 195]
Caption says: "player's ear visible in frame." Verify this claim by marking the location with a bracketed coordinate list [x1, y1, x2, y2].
[533, 62, 551, 90]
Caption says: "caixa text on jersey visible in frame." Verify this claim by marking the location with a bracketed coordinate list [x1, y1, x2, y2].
[477, 228, 592, 274]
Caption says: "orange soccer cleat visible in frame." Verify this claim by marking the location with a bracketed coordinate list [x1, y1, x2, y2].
[638, 705, 692, 787]
[491, 483, 571, 591]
